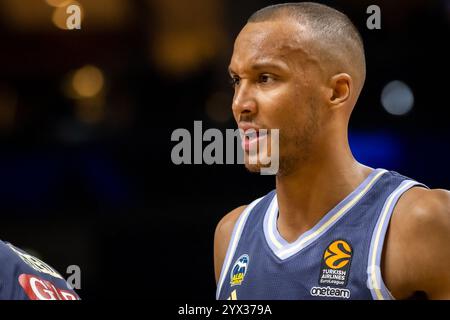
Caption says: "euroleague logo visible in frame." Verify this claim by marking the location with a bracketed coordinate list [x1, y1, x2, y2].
[324, 240, 352, 269]
[318, 240, 353, 287]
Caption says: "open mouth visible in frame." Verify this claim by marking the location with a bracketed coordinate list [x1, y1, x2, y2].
[242, 129, 268, 152]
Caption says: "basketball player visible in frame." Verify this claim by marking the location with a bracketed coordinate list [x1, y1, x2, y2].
[214, 2, 450, 300]
[0, 240, 80, 300]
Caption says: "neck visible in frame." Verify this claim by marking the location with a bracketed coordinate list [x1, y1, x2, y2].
[275, 141, 373, 243]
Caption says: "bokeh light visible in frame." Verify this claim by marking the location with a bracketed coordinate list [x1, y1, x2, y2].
[71, 65, 104, 98]
[381, 80, 414, 116]
[46, 0, 71, 7]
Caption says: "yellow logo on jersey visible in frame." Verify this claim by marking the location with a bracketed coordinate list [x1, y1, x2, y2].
[230, 254, 249, 286]
[324, 240, 352, 269]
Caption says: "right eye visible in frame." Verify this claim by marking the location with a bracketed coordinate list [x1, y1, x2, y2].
[230, 76, 240, 87]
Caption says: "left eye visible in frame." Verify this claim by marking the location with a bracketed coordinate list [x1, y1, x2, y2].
[259, 74, 273, 83]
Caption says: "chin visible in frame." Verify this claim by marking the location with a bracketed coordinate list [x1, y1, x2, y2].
[245, 150, 275, 171]
[244, 163, 261, 173]
[244, 161, 276, 174]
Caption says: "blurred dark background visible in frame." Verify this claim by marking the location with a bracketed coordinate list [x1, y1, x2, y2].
[0, 0, 448, 300]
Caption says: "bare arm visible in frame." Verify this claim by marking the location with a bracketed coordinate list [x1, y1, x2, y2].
[383, 188, 450, 299]
[214, 205, 247, 284]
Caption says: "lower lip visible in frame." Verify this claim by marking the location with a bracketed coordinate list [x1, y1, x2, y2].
[242, 133, 268, 152]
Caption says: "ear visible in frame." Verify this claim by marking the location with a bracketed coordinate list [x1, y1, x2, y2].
[328, 73, 352, 107]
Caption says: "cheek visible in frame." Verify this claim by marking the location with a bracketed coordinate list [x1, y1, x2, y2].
[260, 87, 299, 125]
[269, 100, 303, 132]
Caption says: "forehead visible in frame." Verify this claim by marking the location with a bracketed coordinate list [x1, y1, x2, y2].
[230, 21, 312, 70]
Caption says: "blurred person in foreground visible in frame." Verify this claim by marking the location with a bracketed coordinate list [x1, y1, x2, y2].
[0, 240, 80, 300]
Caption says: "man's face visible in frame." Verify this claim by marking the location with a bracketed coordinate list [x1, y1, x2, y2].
[229, 20, 324, 175]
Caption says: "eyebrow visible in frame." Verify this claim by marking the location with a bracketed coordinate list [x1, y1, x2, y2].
[229, 61, 288, 75]
[251, 61, 287, 71]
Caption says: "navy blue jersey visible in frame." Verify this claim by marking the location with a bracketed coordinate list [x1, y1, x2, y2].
[217, 168, 427, 300]
[0, 240, 79, 300]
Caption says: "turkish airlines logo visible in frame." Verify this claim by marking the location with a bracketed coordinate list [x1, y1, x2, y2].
[318, 239, 353, 287]
[18, 274, 79, 300]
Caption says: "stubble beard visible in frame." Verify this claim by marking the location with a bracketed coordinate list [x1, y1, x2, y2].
[244, 100, 319, 176]
[278, 101, 319, 177]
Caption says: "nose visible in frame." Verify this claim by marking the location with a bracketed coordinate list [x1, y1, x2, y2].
[232, 81, 257, 117]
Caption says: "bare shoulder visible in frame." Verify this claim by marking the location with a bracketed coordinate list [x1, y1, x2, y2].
[215, 205, 248, 240]
[214, 205, 248, 284]
[383, 187, 450, 299]
[393, 187, 450, 233]
[400, 186, 449, 208]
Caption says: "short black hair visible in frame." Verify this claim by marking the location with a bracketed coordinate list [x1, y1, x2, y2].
[247, 2, 366, 91]
[248, 2, 364, 52]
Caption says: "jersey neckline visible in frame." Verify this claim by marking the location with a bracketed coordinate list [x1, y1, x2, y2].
[263, 168, 387, 260]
